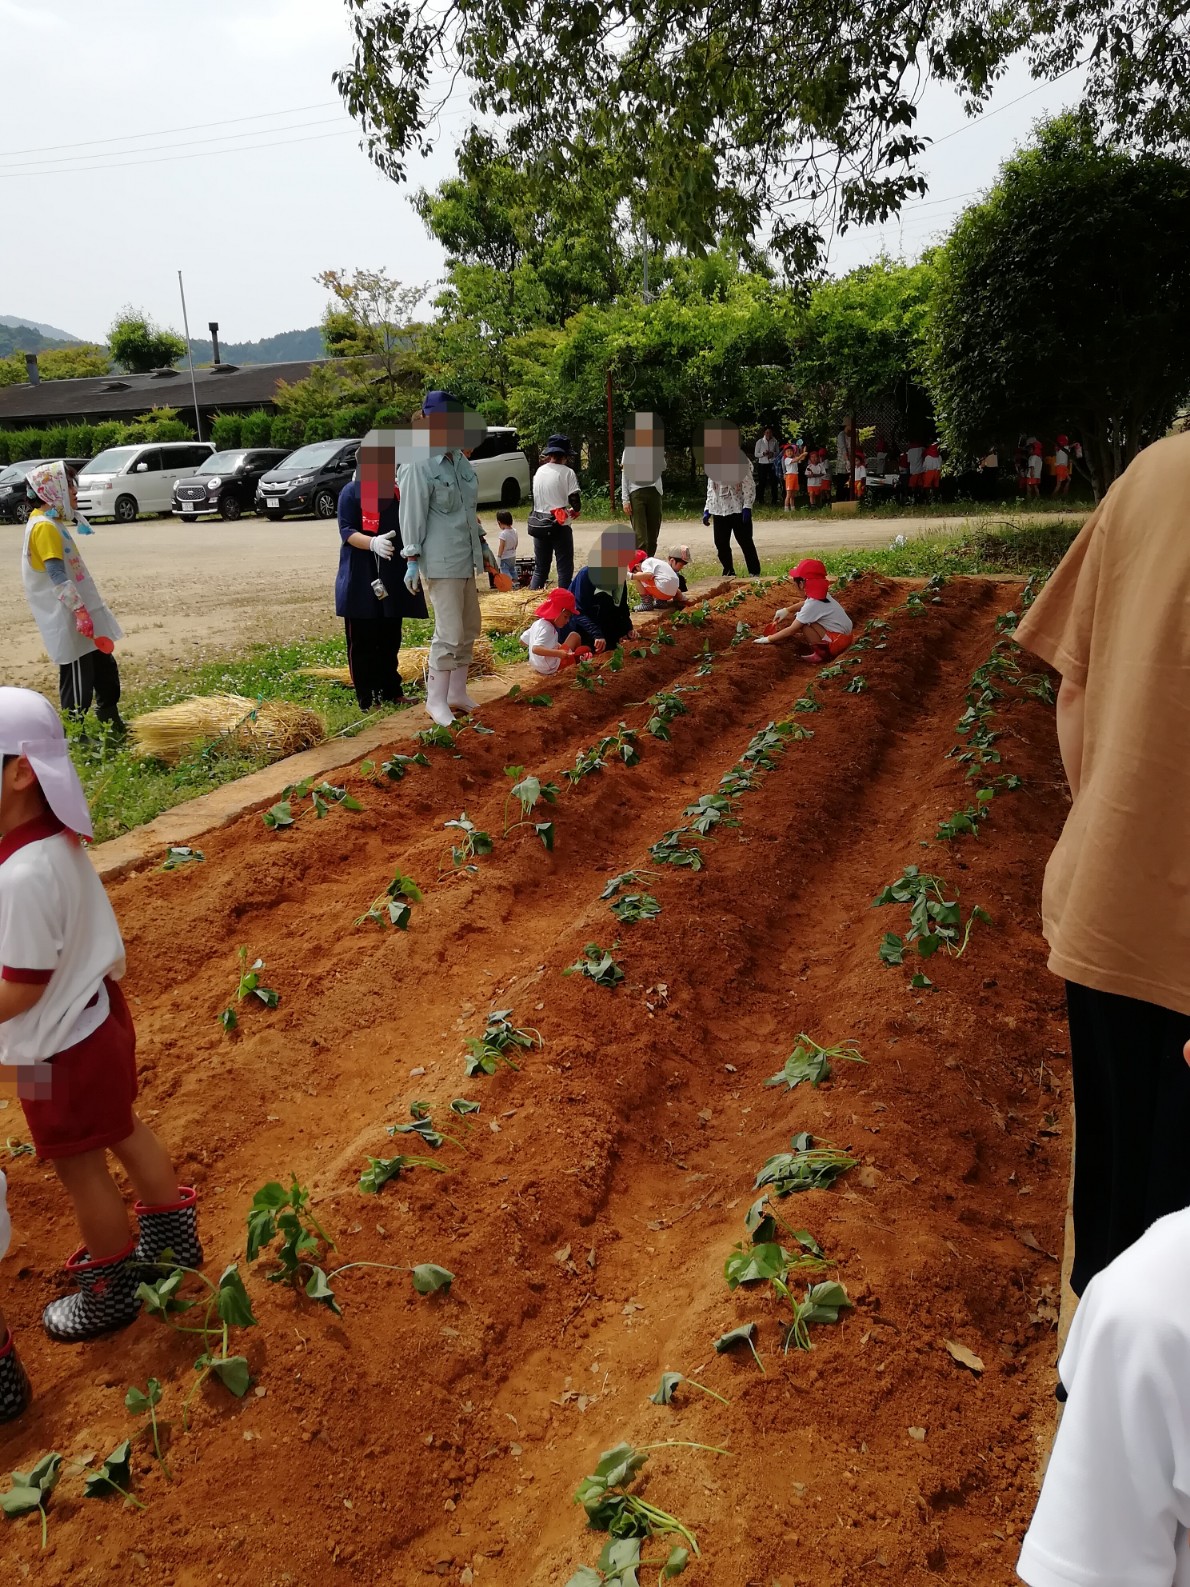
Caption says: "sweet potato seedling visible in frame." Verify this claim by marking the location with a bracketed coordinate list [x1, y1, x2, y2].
[682, 794, 737, 836]
[695, 638, 714, 677]
[219, 947, 279, 1032]
[843, 675, 868, 694]
[649, 1371, 729, 1408]
[600, 869, 659, 899]
[83, 1441, 145, 1510]
[764, 1035, 866, 1091]
[567, 725, 641, 782]
[136, 1262, 257, 1417]
[609, 893, 661, 925]
[873, 866, 991, 966]
[503, 766, 560, 849]
[793, 684, 820, 713]
[572, 657, 606, 691]
[724, 1240, 825, 1292]
[566, 1537, 690, 1587]
[464, 1009, 542, 1075]
[388, 1107, 468, 1152]
[359, 1154, 449, 1193]
[444, 813, 494, 869]
[574, 1440, 728, 1556]
[381, 750, 431, 781]
[780, 1280, 852, 1354]
[936, 788, 996, 841]
[565, 944, 626, 988]
[300, 1250, 455, 1313]
[1, 1453, 62, 1547]
[506, 684, 554, 706]
[754, 1133, 857, 1195]
[355, 869, 424, 929]
[644, 686, 697, 741]
[674, 604, 709, 627]
[418, 723, 459, 749]
[730, 620, 752, 646]
[161, 845, 203, 871]
[713, 1322, 764, 1374]
[263, 779, 362, 827]
[246, 1176, 335, 1282]
[744, 1197, 824, 1252]
[126, 1378, 171, 1480]
[648, 830, 704, 870]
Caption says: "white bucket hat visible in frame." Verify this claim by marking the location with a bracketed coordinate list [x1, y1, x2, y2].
[0, 687, 93, 840]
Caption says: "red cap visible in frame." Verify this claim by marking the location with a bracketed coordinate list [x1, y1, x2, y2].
[1031, 441, 1042, 455]
[535, 588, 577, 624]
[789, 558, 829, 600]
[1056, 434, 1068, 446]
[629, 549, 647, 571]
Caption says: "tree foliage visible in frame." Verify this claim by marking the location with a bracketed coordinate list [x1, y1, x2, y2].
[316, 267, 426, 401]
[108, 307, 187, 373]
[335, 0, 1190, 271]
[925, 112, 1190, 492]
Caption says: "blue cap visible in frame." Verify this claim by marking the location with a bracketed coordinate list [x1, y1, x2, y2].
[422, 389, 461, 415]
[542, 433, 572, 457]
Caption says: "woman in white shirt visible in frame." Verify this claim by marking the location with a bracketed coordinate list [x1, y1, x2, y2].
[527, 435, 581, 589]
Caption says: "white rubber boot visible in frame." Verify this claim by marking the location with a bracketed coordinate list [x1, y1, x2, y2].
[425, 669, 455, 728]
[447, 668, 480, 713]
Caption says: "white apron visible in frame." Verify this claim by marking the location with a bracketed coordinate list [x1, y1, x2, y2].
[22, 509, 122, 666]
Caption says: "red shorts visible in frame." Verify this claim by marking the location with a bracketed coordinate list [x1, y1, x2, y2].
[20, 978, 138, 1160]
[811, 629, 854, 662]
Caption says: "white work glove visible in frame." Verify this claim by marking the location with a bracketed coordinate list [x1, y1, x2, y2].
[773, 607, 789, 623]
[403, 558, 421, 595]
[753, 636, 771, 646]
[371, 530, 396, 561]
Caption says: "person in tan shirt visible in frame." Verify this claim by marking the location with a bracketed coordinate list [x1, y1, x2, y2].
[1015, 432, 1190, 1297]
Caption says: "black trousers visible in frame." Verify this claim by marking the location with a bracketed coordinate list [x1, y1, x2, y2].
[59, 649, 122, 724]
[1067, 981, 1190, 1296]
[344, 617, 404, 710]
[712, 513, 760, 577]
[529, 526, 574, 590]
[754, 466, 779, 507]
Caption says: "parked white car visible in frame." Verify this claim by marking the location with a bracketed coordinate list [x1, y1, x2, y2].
[76, 440, 215, 522]
[468, 428, 531, 507]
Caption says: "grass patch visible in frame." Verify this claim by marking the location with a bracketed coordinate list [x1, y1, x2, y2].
[76, 627, 434, 845]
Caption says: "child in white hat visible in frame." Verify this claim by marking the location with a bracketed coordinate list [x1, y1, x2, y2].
[0, 687, 201, 1375]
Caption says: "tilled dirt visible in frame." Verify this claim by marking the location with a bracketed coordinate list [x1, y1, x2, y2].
[0, 576, 1071, 1585]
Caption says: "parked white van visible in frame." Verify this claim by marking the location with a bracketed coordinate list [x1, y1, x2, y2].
[76, 441, 215, 522]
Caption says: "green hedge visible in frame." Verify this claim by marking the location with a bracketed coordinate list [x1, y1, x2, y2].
[240, 410, 273, 447]
[302, 415, 335, 443]
[0, 412, 195, 467]
[269, 414, 306, 449]
[333, 404, 376, 438]
[210, 414, 242, 450]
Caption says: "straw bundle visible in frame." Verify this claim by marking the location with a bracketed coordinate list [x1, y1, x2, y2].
[131, 694, 325, 765]
[478, 588, 540, 634]
[295, 634, 499, 689]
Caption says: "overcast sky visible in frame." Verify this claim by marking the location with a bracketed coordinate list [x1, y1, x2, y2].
[1, 0, 1083, 345]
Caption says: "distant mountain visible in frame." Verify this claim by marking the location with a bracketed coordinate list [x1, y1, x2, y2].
[189, 326, 326, 365]
[0, 314, 83, 343]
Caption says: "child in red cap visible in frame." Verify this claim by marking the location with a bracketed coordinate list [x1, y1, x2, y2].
[754, 559, 854, 660]
[0, 687, 201, 1406]
[1026, 441, 1043, 500]
[520, 589, 604, 673]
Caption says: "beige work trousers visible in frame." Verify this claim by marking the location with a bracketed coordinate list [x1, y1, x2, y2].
[423, 575, 482, 672]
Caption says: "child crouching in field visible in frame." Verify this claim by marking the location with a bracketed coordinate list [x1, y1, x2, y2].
[0, 687, 200, 1397]
[520, 588, 605, 674]
[753, 559, 854, 660]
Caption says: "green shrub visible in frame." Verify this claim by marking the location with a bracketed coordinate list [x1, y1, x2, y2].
[333, 404, 375, 438]
[303, 415, 335, 443]
[40, 425, 70, 456]
[269, 414, 306, 449]
[64, 424, 95, 457]
[90, 422, 123, 454]
[210, 413, 243, 450]
[240, 409, 273, 447]
[0, 435, 10, 466]
[372, 405, 404, 428]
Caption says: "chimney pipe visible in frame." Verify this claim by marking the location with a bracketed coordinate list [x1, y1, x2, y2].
[208, 321, 221, 365]
[25, 353, 39, 385]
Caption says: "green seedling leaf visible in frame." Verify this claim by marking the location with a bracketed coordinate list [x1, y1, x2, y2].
[648, 830, 703, 870]
[610, 893, 661, 925]
[463, 1010, 540, 1075]
[724, 1242, 794, 1290]
[418, 724, 457, 749]
[663, 1544, 690, 1577]
[910, 972, 934, 989]
[4, 1137, 34, 1158]
[215, 1264, 258, 1329]
[161, 846, 203, 870]
[564, 943, 625, 988]
[764, 1035, 866, 1090]
[381, 750, 431, 780]
[411, 1263, 454, 1295]
[843, 675, 867, 694]
[135, 1268, 190, 1318]
[878, 933, 905, 966]
[536, 821, 556, 851]
[755, 1136, 857, 1195]
[261, 800, 294, 829]
[83, 1441, 138, 1503]
[600, 869, 653, 899]
[450, 1098, 481, 1116]
[649, 1371, 683, 1405]
[305, 1265, 341, 1315]
[124, 1379, 161, 1415]
[359, 1154, 448, 1193]
[713, 1322, 764, 1374]
[564, 1570, 604, 1587]
[208, 1355, 251, 1397]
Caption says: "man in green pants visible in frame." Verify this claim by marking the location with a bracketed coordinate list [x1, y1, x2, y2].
[621, 411, 665, 557]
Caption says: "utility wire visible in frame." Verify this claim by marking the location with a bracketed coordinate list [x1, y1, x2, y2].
[0, 129, 356, 181]
[0, 100, 338, 158]
[0, 115, 352, 173]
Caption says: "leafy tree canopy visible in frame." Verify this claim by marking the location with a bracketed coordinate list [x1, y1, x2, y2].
[335, 0, 1190, 272]
[108, 307, 186, 373]
[924, 111, 1190, 492]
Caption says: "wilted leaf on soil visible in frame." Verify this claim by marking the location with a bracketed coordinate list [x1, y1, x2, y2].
[944, 1338, 985, 1374]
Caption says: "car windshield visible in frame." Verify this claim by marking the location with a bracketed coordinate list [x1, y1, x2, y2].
[273, 441, 341, 471]
[82, 447, 138, 475]
[199, 452, 245, 473]
[0, 460, 41, 485]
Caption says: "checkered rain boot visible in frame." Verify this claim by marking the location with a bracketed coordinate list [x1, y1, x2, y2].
[42, 1240, 142, 1342]
[0, 1331, 31, 1422]
[134, 1185, 203, 1270]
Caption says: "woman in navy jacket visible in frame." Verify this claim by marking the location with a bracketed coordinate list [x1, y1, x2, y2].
[336, 473, 428, 710]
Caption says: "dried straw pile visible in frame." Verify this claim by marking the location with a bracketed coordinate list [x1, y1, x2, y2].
[477, 588, 540, 634]
[131, 695, 326, 766]
[295, 634, 498, 688]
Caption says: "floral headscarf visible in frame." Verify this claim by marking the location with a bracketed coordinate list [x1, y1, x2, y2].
[27, 459, 92, 534]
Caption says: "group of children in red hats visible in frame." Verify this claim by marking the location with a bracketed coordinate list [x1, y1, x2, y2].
[1, 686, 200, 1424]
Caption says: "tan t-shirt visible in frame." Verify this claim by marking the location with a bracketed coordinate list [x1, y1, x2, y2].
[1014, 434, 1190, 1014]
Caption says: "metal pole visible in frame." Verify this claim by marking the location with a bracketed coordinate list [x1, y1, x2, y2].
[606, 369, 616, 512]
[177, 269, 203, 441]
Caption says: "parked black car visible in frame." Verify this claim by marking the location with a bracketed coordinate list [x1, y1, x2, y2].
[172, 448, 292, 521]
[254, 438, 361, 521]
[0, 456, 89, 523]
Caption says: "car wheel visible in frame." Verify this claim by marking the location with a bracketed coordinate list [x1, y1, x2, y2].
[219, 495, 242, 521]
[13, 500, 30, 523]
[314, 488, 338, 519]
[114, 494, 138, 523]
[500, 477, 522, 508]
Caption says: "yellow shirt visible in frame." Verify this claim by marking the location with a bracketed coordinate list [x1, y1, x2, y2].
[1015, 433, 1190, 1015]
[25, 512, 65, 571]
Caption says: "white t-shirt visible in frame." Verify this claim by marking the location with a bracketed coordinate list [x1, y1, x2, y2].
[531, 462, 580, 515]
[907, 446, 924, 476]
[922, 453, 940, 476]
[1018, 1208, 1190, 1587]
[1055, 447, 1069, 469]
[796, 595, 852, 635]
[754, 436, 778, 465]
[520, 618, 563, 675]
[0, 818, 125, 1065]
[496, 524, 518, 557]
[637, 557, 679, 597]
[1028, 454, 1043, 480]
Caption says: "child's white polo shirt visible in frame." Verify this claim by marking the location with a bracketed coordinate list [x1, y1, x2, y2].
[520, 618, 563, 675]
[796, 595, 853, 635]
[0, 814, 125, 1066]
[1018, 1208, 1190, 1587]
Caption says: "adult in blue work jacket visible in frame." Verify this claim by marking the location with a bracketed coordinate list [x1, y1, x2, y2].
[398, 391, 499, 726]
[335, 441, 427, 710]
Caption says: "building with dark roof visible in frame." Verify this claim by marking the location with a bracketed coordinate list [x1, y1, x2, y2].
[0, 355, 367, 432]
